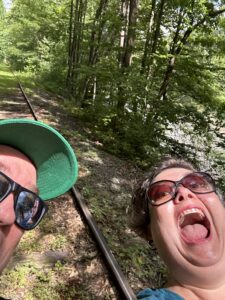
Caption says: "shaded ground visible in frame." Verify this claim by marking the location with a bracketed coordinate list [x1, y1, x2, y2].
[0, 65, 165, 299]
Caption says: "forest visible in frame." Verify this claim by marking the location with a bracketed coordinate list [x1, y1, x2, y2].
[1, 0, 225, 176]
[0, 1, 225, 299]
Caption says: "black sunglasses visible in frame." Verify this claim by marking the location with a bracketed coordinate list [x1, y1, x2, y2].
[147, 172, 216, 206]
[0, 171, 48, 230]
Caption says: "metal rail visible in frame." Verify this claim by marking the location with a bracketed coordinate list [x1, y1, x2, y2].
[18, 83, 38, 121]
[17, 82, 137, 300]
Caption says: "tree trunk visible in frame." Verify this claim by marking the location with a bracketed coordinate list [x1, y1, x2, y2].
[141, 0, 156, 75]
[88, 0, 108, 66]
[122, 0, 138, 67]
[158, 7, 225, 100]
[66, 0, 74, 86]
[117, 0, 139, 115]
[118, 0, 129, 67]
[146, 0, 165, 79]
[66, 0, 87, 97]
[150, 0, 165, 55]
[81, 0, 108, 106]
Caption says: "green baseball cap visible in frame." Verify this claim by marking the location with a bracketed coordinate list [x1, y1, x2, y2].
[0, 118, 78, 200]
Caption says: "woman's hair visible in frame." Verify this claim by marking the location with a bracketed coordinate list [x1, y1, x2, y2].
[129, 157, 197, 240]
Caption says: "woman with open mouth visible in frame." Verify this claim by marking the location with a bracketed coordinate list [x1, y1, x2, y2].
[130, 157, 225, 300]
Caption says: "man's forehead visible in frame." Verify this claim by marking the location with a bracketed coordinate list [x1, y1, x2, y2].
[0, 146, 38, 193]
[0, 146, 16, 173]
[0, 145, 32, 164]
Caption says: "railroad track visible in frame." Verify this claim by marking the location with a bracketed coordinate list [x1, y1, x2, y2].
[0, 77, 137, 300]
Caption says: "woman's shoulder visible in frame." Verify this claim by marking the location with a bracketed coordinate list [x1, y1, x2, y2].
[137, 288, 185, 300]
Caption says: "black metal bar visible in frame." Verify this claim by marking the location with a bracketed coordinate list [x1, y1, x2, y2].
[18, 83, 38, 121]
[10, 69, 38, 121]
[17, 82, 137, 300]
[72, 187, 137, 300]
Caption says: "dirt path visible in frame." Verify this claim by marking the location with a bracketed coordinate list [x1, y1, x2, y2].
[0, 81, 164, 299]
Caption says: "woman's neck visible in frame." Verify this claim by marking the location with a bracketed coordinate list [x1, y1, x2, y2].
[166, 280, 225, 300]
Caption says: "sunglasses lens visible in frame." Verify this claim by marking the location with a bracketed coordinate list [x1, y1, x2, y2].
[148, 181, 174, 205]
[148, 172, 215, 206]
[15, 191, 45, 230]
[0, 173, 10, 201]
[183, 173, 214, 193]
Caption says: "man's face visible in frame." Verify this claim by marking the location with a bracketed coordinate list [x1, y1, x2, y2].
[150, 167, 225, 287]
[0, 145, 37, 272]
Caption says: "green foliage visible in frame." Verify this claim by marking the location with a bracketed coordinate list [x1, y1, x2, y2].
[0, 0, 5, 17]
[0, 63, 18, 93]
[5, 0, 67, 71]
[2, 0, 225, 170]
[0, 0, 6, 61]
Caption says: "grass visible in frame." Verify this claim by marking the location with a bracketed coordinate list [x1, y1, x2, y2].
[0, 63, 18, 93]
[0, 263, 79, 300]
[0, 63, 37, 94]
[15, 70, 37, 90]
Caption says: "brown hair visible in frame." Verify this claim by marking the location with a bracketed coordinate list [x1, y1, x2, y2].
[129, 157, 197, 240]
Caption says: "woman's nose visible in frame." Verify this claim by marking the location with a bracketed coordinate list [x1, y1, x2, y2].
[173, 184, 195, 204]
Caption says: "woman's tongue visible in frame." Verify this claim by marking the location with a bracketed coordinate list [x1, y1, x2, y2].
[181, 223, 208, 243]
[179, 213, 209, 243]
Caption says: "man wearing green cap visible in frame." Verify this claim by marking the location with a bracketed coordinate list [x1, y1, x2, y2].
[0, 118, 78, 273]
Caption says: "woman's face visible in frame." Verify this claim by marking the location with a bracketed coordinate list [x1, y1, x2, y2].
[149, 167, 225, 287]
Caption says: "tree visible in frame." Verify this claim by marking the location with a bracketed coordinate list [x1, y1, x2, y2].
[0, 0, 6, 61]
[67, 0, 87, 95]
[79, 0, 109, 105]
[3, 0, 225, 167]
[117, 0, 139, 116]
[158, 4, 225, 101]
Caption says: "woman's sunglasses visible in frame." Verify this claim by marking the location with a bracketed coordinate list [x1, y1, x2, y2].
[147, 172, 216, 206]
[0, 171, 48, 230]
